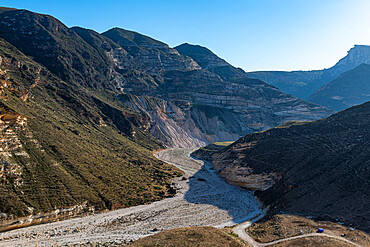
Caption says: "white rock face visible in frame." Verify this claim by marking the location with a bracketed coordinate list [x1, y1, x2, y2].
[331, 45, 370, 76]
[118, 94, 244, 148]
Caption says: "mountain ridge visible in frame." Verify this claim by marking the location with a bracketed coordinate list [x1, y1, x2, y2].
[248, 44, 370, 100]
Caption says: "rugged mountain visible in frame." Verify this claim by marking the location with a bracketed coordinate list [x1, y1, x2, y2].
[175, 43, 247, 80]
[102, 28, 200, 93]
[116, 63, 332, 146]
[170, 43, 332, 127]
[0, 20, 179, 222]
[73, 26, 333, 146]
[194, 102, 370, 231]
[0, 8, 334, 147]
[0, 9, 116, 90]
[248, 45, 370, 100]
[309, 63, 370, 111]
[0, 7, 335, 222]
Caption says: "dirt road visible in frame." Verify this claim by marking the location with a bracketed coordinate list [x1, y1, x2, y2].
[0, 148, 263, 246]
[233, 214, 363, 247]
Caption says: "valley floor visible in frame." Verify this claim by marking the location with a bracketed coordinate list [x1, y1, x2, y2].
[0, 148, 263, 246]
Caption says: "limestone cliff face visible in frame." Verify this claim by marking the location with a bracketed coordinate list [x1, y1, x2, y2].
[112, 42, 333, 147]
[117, 94, 204, 148]
[158, 69, 331, 131]
[0, 111, 28, 188]
[117, 94, 244, 148]
[329, 45, 370, 77]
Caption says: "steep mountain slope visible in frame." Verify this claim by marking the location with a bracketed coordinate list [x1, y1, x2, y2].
[175, 43, 247, 80]
[0, 34, 178, 220]
[171, 43, 332, 127]
[102, 28, 200, 92]
[0, 9, 115, 90]
[117, 94, 245, 147]
[309, 63, 370, 111]
[194, 102, 370, 231]
[248, 45, 370, 100]
[75, 25, 333, 146]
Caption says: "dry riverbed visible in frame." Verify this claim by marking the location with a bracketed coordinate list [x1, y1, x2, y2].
[0, 148, 263, 246]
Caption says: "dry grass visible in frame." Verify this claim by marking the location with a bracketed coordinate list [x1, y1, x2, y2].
[248, 214, 369, 246]
[272, 236, 354, 247]
[128, 226, 246, 247]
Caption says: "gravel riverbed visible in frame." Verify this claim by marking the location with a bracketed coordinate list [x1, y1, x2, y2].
[0, 148, 262, 246]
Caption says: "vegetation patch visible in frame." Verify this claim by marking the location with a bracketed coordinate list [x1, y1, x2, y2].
[129, 226, 246, 247]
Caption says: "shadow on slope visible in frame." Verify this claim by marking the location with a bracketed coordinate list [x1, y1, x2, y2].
[183, 154, 263, 224]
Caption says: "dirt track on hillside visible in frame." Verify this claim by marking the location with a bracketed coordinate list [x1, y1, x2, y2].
[0, 148, 262, 246]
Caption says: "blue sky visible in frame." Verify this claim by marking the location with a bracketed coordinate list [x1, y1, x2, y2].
[1, 0, 370, 71]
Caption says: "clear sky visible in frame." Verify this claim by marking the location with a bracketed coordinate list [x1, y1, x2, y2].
[1, 0, 370, 71]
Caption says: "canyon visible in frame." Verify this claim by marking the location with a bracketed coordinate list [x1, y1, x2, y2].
[0, 6, 368, 247]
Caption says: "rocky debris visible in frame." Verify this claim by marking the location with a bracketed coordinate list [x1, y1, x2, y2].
[0, 109, 28, 186]
[0, 202, 95, 232]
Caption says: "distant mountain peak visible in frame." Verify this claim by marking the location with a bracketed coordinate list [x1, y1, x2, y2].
[102, 27, 168, 49]
[352, 44, 370, 49]
[175, 43, 249, 80]
[175, 43, 217, 56]
[332, 44, 370, 69]
[249, 44, 370, 101]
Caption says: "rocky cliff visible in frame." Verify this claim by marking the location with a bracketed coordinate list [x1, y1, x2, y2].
[195, 102, 370, 231]
[248, 45, 370, 100]
[117, 94, 245, 147]
[114, 43, 333, 146]
[75, 27, 333, 146]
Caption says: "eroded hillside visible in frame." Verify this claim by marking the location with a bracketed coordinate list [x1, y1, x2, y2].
[194, 102, 370, 231]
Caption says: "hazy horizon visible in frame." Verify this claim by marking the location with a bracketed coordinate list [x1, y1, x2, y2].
[2, 0, 370, 72]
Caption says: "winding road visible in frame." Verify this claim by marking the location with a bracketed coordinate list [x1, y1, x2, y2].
[234, 228, 364, 247]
